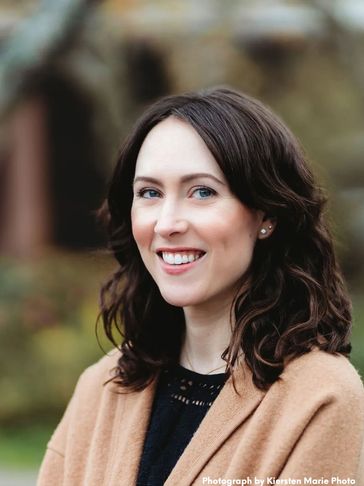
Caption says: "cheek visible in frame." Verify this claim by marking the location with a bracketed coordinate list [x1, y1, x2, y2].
[233, 224, 258, 256]
[211, 206, 259, 251]
[131, 207, 152, 248]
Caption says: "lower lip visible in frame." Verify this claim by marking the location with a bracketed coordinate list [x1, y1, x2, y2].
[158, 253, 206, 275]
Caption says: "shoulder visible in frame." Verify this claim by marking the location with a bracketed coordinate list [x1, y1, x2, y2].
[43, 348, 122, 456]
[78, 348, 120, 382]
[58, 348, 123, 413]
[74, 347, 121, 395]
[277, 349, 364, 407]
[258, 350, 364, 443]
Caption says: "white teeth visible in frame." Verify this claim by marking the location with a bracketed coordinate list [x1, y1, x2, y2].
[165, 253, 173, 264]
[161, 251, 204, 265]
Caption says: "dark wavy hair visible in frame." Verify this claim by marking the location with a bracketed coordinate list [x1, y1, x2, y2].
[99, 86, 352, 391]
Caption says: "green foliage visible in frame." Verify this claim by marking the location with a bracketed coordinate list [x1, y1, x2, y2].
[0, 421, 57, 469]
[0, 251, 115, 425]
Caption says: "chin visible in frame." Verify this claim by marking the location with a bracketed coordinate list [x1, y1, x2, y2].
[159, 290, 203, 308]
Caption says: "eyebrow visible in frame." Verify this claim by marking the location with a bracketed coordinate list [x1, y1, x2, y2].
[133, 173, 225, 186]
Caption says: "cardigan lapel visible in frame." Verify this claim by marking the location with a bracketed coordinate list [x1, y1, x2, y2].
[107, 374, 160, 485]
[164, 364, 266, 486]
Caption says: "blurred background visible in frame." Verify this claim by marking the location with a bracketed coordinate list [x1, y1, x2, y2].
[0, 0, 363, 483]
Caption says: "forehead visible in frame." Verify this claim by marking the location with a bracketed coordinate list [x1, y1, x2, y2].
[134, 116, 225, 179]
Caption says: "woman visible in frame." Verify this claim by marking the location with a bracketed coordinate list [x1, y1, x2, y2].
[37, 87, 364, 485]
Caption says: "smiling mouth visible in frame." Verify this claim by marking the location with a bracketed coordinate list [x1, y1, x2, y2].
[157, 251, 206, 265]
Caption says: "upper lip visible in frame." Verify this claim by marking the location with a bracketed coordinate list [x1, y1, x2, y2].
[156, 247, 206, 253]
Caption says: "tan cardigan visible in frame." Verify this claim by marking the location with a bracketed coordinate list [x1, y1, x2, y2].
[37, 349, 364, 485]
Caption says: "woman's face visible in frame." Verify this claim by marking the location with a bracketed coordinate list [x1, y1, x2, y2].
[131, 117, 266, 309]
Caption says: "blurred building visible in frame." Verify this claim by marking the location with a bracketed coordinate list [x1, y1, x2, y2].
[0, 0, 363, 275]
[0, 0, 177, 257]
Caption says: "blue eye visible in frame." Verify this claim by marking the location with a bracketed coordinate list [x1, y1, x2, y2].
[192, 187, 216, 199]
[136, 189, 160, 199]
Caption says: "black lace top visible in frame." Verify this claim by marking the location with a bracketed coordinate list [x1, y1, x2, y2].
[136, 364, 227, 486]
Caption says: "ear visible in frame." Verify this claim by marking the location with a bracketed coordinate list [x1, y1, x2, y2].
[257, 215, 277, 240]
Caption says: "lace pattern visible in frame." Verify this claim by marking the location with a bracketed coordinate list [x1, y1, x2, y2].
[161, 365, 227, 408]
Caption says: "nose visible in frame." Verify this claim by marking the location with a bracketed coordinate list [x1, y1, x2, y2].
[153, 200, 189, 237]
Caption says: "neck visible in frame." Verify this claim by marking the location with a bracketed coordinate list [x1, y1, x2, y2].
[179, 298, 233, 375]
